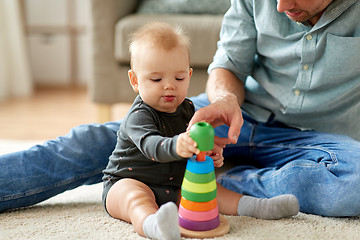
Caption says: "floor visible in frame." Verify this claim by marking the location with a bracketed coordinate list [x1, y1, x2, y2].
[0, 87, 131, 140]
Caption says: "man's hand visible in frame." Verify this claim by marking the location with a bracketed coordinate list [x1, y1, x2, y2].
[188, 94, 243, 145]
[189, 68, 245, 146]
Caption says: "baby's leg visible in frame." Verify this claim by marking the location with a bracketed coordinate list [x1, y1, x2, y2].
[217, 183, 299, 219]
[106, 178, 158, 236]
[106, 178, 180, 239]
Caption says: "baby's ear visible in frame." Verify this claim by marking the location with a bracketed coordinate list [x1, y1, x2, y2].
[128, 70, 139, 92]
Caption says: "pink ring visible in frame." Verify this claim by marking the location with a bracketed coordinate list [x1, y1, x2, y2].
[179, 204, 219, 222]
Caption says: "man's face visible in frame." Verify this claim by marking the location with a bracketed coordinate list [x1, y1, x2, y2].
[277, 0, 334, 25]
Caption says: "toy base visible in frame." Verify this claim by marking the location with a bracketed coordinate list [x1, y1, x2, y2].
[180, 214, 230, 239]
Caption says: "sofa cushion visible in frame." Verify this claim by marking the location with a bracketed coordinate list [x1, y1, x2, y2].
[114, 14, 223, 67]
[136, 0, 230, 15]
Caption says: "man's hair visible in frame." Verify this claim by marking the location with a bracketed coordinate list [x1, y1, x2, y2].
[129, 22, 190, 68]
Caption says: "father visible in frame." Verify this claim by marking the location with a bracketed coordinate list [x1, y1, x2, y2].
[190, 0, 360, 216]
[1, 0, 359, 216]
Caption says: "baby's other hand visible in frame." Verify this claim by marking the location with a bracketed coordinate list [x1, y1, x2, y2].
[207, 144, 224, 168]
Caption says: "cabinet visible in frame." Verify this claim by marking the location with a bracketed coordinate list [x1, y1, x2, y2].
[24, 0, 91, 86]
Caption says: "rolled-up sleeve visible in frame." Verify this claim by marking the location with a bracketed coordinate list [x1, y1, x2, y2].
[208, 0, 257, 83]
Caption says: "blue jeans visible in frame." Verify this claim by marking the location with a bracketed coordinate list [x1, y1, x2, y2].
[1, 93, 360, 216]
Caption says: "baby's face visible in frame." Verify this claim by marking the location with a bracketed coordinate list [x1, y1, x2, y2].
[131, 44, 192, 113]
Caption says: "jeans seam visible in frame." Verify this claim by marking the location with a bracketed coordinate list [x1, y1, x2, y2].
[248, 124, 256, 158]
[221, 162, 321, 183]
[260, 143, 339, 164]
[260, 162, 320, 181]
[0, 168, 104, 201]
[251, 142, 338, 164]
[224, 142, 338, 171]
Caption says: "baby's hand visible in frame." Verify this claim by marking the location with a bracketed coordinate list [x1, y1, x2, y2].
[207, 144, 224, 168]
[176, 132, 200, 158]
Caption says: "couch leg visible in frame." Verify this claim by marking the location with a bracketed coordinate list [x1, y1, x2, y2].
[97, 104, 112, 123]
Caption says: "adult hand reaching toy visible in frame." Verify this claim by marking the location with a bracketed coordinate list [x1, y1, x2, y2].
[188, 68, 244, 146]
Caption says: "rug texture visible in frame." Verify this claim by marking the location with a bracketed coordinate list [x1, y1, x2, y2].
[0, 139, 359, 240]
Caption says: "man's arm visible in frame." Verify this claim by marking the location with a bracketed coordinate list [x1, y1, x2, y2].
[206, 68, 245, 106]
[188, 0, 256, 145]
[188, 68, 245, 145]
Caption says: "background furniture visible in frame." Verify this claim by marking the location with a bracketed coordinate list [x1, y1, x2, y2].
[24, 0, 91, 86]
[89, 0, 228, 122]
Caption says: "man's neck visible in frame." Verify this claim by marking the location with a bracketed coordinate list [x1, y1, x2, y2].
[308, 8, 327, 26]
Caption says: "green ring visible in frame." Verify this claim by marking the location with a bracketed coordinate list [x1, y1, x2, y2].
[181, 188, 217, 202]
[184, 170, 216, 184]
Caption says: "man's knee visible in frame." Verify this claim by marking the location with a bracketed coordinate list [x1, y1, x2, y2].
[300, 180, 360, 217]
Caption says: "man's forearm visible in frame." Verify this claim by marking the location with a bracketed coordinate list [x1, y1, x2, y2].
[206, 68, 245, 106]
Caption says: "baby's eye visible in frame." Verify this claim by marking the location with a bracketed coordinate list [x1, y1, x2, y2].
[151, 78, 162, 82]
[175, 77, 185, 81]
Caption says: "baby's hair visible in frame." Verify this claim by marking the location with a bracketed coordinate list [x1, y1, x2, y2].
[129, 22, 190, 68]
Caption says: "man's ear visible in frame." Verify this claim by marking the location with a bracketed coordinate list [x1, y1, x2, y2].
[128, 70, 139, 93]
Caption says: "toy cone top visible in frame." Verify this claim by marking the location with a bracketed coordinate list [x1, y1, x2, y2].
[189, 122, 214, 152]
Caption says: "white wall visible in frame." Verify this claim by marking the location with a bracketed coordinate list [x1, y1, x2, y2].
[25, 0, 91, 86]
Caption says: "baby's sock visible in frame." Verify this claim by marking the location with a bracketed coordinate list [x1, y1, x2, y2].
[237, 194, 299, 219]
[142, 202, 181, 240]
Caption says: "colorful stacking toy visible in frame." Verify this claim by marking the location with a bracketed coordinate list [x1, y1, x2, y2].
[179, 122, 230, 238]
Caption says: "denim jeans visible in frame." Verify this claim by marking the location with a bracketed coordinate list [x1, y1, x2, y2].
[1, 93, 360, 216]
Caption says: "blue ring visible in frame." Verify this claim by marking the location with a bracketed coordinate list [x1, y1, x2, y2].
[186, 155, 214, 174]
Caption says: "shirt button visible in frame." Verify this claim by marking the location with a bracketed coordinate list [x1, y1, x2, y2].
[303, 64, 309, 70]
[306, 34, 312, 41]
[294, 89, 301, 96]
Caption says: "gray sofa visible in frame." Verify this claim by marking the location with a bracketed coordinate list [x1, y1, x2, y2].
[89, 0, 227, 122]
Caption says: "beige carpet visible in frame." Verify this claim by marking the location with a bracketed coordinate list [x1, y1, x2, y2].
[1, 139, 360, 240]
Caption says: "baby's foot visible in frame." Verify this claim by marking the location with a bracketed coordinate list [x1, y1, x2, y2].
[143, 202, 181, 240]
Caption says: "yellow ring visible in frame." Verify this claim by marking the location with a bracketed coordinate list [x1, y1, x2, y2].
[182, 178, 216, 193]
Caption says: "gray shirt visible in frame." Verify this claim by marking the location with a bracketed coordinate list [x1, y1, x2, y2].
[209, 0, 360, 140]
[103, 95, 195, 188]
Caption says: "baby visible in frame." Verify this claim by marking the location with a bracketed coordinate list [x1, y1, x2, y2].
[102, 22, 299, 240]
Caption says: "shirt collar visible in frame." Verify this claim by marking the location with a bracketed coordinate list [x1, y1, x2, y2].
[295, 0, 358, 30]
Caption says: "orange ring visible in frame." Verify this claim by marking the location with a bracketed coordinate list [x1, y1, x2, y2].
[180, 196, 217, 212]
